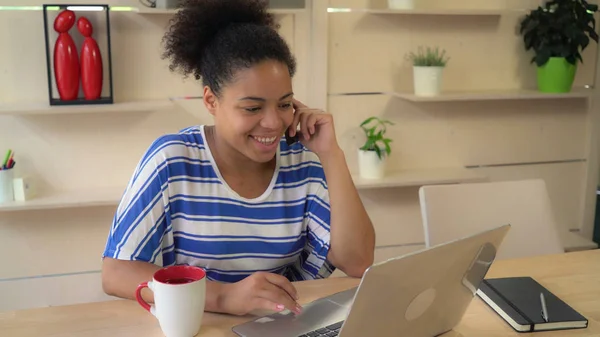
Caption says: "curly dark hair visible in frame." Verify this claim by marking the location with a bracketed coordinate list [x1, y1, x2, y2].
[161, 0, 297, 97]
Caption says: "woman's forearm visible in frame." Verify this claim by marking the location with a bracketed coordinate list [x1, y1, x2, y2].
[101, 258, 225, 313]
[320, 148, 376, 277]
[101, 258, 160, 302]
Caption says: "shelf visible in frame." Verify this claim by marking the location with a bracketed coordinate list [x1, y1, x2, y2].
[0, 168, 484, 211]
[0, 100, 175, 116]
[352, 168, 487, 189]
[562, 231, 598, 252]
[327, 7, 529, 15]
[362, 8, 508, 16]
[134, 7, 306, 15]
[391, 89, 592, 103]
[0, 187, 123, 212]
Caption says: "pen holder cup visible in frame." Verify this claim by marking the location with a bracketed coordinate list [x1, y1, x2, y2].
[0, 169, 14, 204]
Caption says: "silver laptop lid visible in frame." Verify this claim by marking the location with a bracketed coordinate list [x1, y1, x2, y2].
[338, 224, 510, 337]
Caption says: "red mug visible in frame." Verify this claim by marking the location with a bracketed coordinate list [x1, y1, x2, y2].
[136, 265, 207, 337]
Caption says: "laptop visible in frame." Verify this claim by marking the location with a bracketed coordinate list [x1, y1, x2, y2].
[232, 224, 510, 337]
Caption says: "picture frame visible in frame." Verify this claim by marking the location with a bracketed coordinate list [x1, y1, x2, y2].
[42, 4, 114, 106]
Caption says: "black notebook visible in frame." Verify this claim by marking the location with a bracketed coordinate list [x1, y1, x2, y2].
[477, 276, 588, 333]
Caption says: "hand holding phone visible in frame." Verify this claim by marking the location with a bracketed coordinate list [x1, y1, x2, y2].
[285, 99, 339, 157]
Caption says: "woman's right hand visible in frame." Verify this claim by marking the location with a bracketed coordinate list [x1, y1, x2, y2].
[218, 272, 303, 316]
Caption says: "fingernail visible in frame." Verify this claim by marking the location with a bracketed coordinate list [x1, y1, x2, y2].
[295, 304, 303, 314]
[276, 304, 285, 310]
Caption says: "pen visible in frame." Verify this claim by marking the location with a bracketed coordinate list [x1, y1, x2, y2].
[2, 149, 11, 169]
[5, 151, 14, 169]
[540, 292, 549, 322]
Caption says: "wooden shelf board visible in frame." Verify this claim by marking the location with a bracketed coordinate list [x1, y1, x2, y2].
[0, 168, 485, 211]
[0, 188, 123, 212]
[363, 8, 508, 15]
[353, 168, 487, 189]
[0, 100, 174, 116]
[268, 9, 307, 15]
[0, 168, 485, 210]
[391, 89, 592, 102]
[135, 7, 306, 15]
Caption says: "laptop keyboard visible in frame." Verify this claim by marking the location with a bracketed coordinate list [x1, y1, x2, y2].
[298, 321, 344, 337]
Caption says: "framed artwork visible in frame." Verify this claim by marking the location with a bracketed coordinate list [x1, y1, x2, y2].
[42, 4, 114, 106]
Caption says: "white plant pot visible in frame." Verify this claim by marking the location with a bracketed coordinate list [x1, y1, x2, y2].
[358, 150, 386, 179]
[413, 66, 444, 97]
[388, 0, 414, 9]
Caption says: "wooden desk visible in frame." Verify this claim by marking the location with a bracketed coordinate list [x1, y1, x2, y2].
[1, 249, 599, 337]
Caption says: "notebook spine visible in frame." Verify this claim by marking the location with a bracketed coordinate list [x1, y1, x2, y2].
[480, 281, 534, 332]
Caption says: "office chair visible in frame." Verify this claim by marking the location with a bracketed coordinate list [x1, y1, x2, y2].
[418, 179, 564, 260]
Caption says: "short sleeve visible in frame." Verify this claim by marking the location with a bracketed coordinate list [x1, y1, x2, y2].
[286, 166, 336, 280]
[102, 137, 171, 266]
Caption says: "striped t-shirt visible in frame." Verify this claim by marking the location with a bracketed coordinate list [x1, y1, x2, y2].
[102, 125, 335, 282]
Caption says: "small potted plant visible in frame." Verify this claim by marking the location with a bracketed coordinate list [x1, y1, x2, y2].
[406, 46, 450, 97]
[358, 116, 394, 179]
[519, 0, 598, 93]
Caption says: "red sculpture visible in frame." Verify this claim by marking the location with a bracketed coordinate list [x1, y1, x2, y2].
[53, 10, 80, 101]
[77, 17, 103, 100]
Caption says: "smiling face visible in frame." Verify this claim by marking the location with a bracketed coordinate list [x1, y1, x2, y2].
[204, 59, 294, 164]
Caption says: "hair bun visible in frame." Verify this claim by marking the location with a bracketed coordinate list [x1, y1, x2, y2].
[180, 0, 277, 30]
[162, 0, 279, 79]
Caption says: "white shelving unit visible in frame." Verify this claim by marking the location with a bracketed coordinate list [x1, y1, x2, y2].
[353, 168, 487, 189]
[391, 89, 592, 103]
[0, 100, 175, 116]
[0, 187, 123, 212]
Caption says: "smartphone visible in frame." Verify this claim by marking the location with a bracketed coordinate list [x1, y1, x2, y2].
[285, 128, 299, 145]
[286, 102, 300, 145]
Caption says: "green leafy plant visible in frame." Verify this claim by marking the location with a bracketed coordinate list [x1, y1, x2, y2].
[359, 117, 394, 160]
[520, 0, 599, 66]
[405, 46, 449, 67]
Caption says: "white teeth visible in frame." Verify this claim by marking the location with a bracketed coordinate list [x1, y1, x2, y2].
[253, 136, 277, 145]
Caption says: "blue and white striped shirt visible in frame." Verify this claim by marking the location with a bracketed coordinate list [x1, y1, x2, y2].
[102, 125, 335, 282]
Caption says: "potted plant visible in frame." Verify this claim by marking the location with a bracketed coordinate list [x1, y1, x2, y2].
[358, 116, 394, 179]
[406, 46, 450, 97]
[388, 0, 414, 10]
[519, 0, 598, 93]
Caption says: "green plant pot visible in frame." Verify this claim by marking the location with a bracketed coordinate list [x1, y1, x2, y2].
[537, 57, 577, 93]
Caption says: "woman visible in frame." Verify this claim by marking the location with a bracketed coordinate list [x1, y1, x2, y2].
[101, 0, 375, 317]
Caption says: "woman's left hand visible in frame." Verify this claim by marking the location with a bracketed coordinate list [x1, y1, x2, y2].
[288, 99, 341, 157]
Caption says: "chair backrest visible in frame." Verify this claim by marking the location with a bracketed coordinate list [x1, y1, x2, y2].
[418, 179, 564, 260]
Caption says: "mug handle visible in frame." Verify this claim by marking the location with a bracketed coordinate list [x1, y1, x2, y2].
[136, 281, 153, 312]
